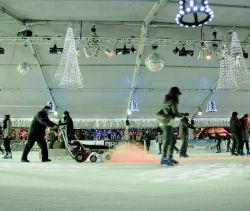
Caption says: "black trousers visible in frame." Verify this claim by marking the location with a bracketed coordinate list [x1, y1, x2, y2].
[3, 137, 11, 153]
[216, 140, 221, 151]
[242, 139, 249, 152]
[180, 134, 188, 155]
[231, 133, 241, 154]
[22, 137, 48, 160]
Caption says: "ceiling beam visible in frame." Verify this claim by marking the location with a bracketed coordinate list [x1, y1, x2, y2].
[24, 19, 250, 30]
[0, 5, 24, 23]
[126, 0, 168, 118]
[28, 44, 58, 110]
[168, 0, 250, 9]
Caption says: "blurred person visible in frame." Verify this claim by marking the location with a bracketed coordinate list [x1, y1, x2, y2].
[144, 130, 151, 152]
[2, 115, 12, 159]
[240, 114, 250, 155]
[230, 111, 242, 156]
[214, 132, 222, 153]
[226, 134, 232, 152]
[21, 105, 58, 162]
[178, 113, 195, 157]
[156, 87, 184, 166]
[156, 130, 163, 154]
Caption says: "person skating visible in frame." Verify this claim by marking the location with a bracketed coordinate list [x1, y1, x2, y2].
[240, 114, 250, 155]
[156, 131, 163, 154]
[214, 132, 222, 153]
[156, 87, 184, 166]
[21, 105, 58, 162]
[226, 134, 232, 152]
[230, 111, 242, 156]
[178, 113, 195, 158]
[2, 115, 12, 159]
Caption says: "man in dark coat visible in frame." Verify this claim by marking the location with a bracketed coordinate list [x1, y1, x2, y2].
[21, 105, 58, 162]
[178, 113, 195, 157]
[230, 111, 242, 156]
[63, 111, 74, 142]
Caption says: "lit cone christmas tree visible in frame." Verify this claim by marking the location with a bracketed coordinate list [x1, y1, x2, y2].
[55, 27, 83, 88]
[217, 45, 237, 90]
[230, 32, 250, 83]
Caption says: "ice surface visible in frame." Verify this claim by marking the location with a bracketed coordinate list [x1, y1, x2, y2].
[1, 150, 250, 211]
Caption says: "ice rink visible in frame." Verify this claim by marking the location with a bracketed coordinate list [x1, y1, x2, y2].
[1, 149, 250, 211]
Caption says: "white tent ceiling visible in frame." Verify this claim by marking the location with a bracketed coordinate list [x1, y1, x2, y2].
[0, 0, 250, 120]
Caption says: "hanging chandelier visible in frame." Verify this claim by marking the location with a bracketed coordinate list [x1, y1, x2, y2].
[175, 0, 214, 28]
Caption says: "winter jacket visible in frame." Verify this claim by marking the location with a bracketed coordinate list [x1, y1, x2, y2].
[230, 116, 242, 135]
[63, 115, 74, 140]
[28, 109, 57, 139]
[3, 119, 12, 139]
[241, 117, 249, 140]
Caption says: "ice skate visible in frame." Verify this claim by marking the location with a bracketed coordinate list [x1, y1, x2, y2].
[2, 152, 12, 159]
[160, 158, 174, 166]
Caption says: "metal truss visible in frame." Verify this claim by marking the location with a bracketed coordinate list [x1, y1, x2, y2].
[0, 36, 249, 47]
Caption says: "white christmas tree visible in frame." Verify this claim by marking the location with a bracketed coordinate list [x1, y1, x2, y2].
[217, 45, 237, 90]
[230, 32, 250, 84]
[55, 27, 83, 88]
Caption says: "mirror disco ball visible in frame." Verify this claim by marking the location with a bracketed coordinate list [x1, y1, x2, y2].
[145, 52, 164, 72]
[17, 62, 31, 75]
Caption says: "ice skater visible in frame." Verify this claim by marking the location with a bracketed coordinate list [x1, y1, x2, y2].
[2, 115, 12, 159]
[178, 113, 195, 157]
[21, 105, 58, 162]
[156, 131, 163, 154]
[156, 87, 184, 166]
[230, 111, 242, 156]
[240, 114, 250, 155]
[214, 132, 222, 153]
[226, 134, 232, 152]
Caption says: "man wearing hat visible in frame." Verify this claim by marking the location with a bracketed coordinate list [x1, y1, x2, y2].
[21, 105, 58, 162]
[178, 113, 195, 157]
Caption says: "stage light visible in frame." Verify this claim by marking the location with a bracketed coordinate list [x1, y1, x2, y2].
[178, 47, 194, 56]
[131, 45, 137, 54]
[115, 45, 131, 55]
[173, 47, 179, 54]
[49, 44, 63, 54]
[17, 29, 33, 37]
[205, 51, 212, 60]
[104, 47, 114, 58]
